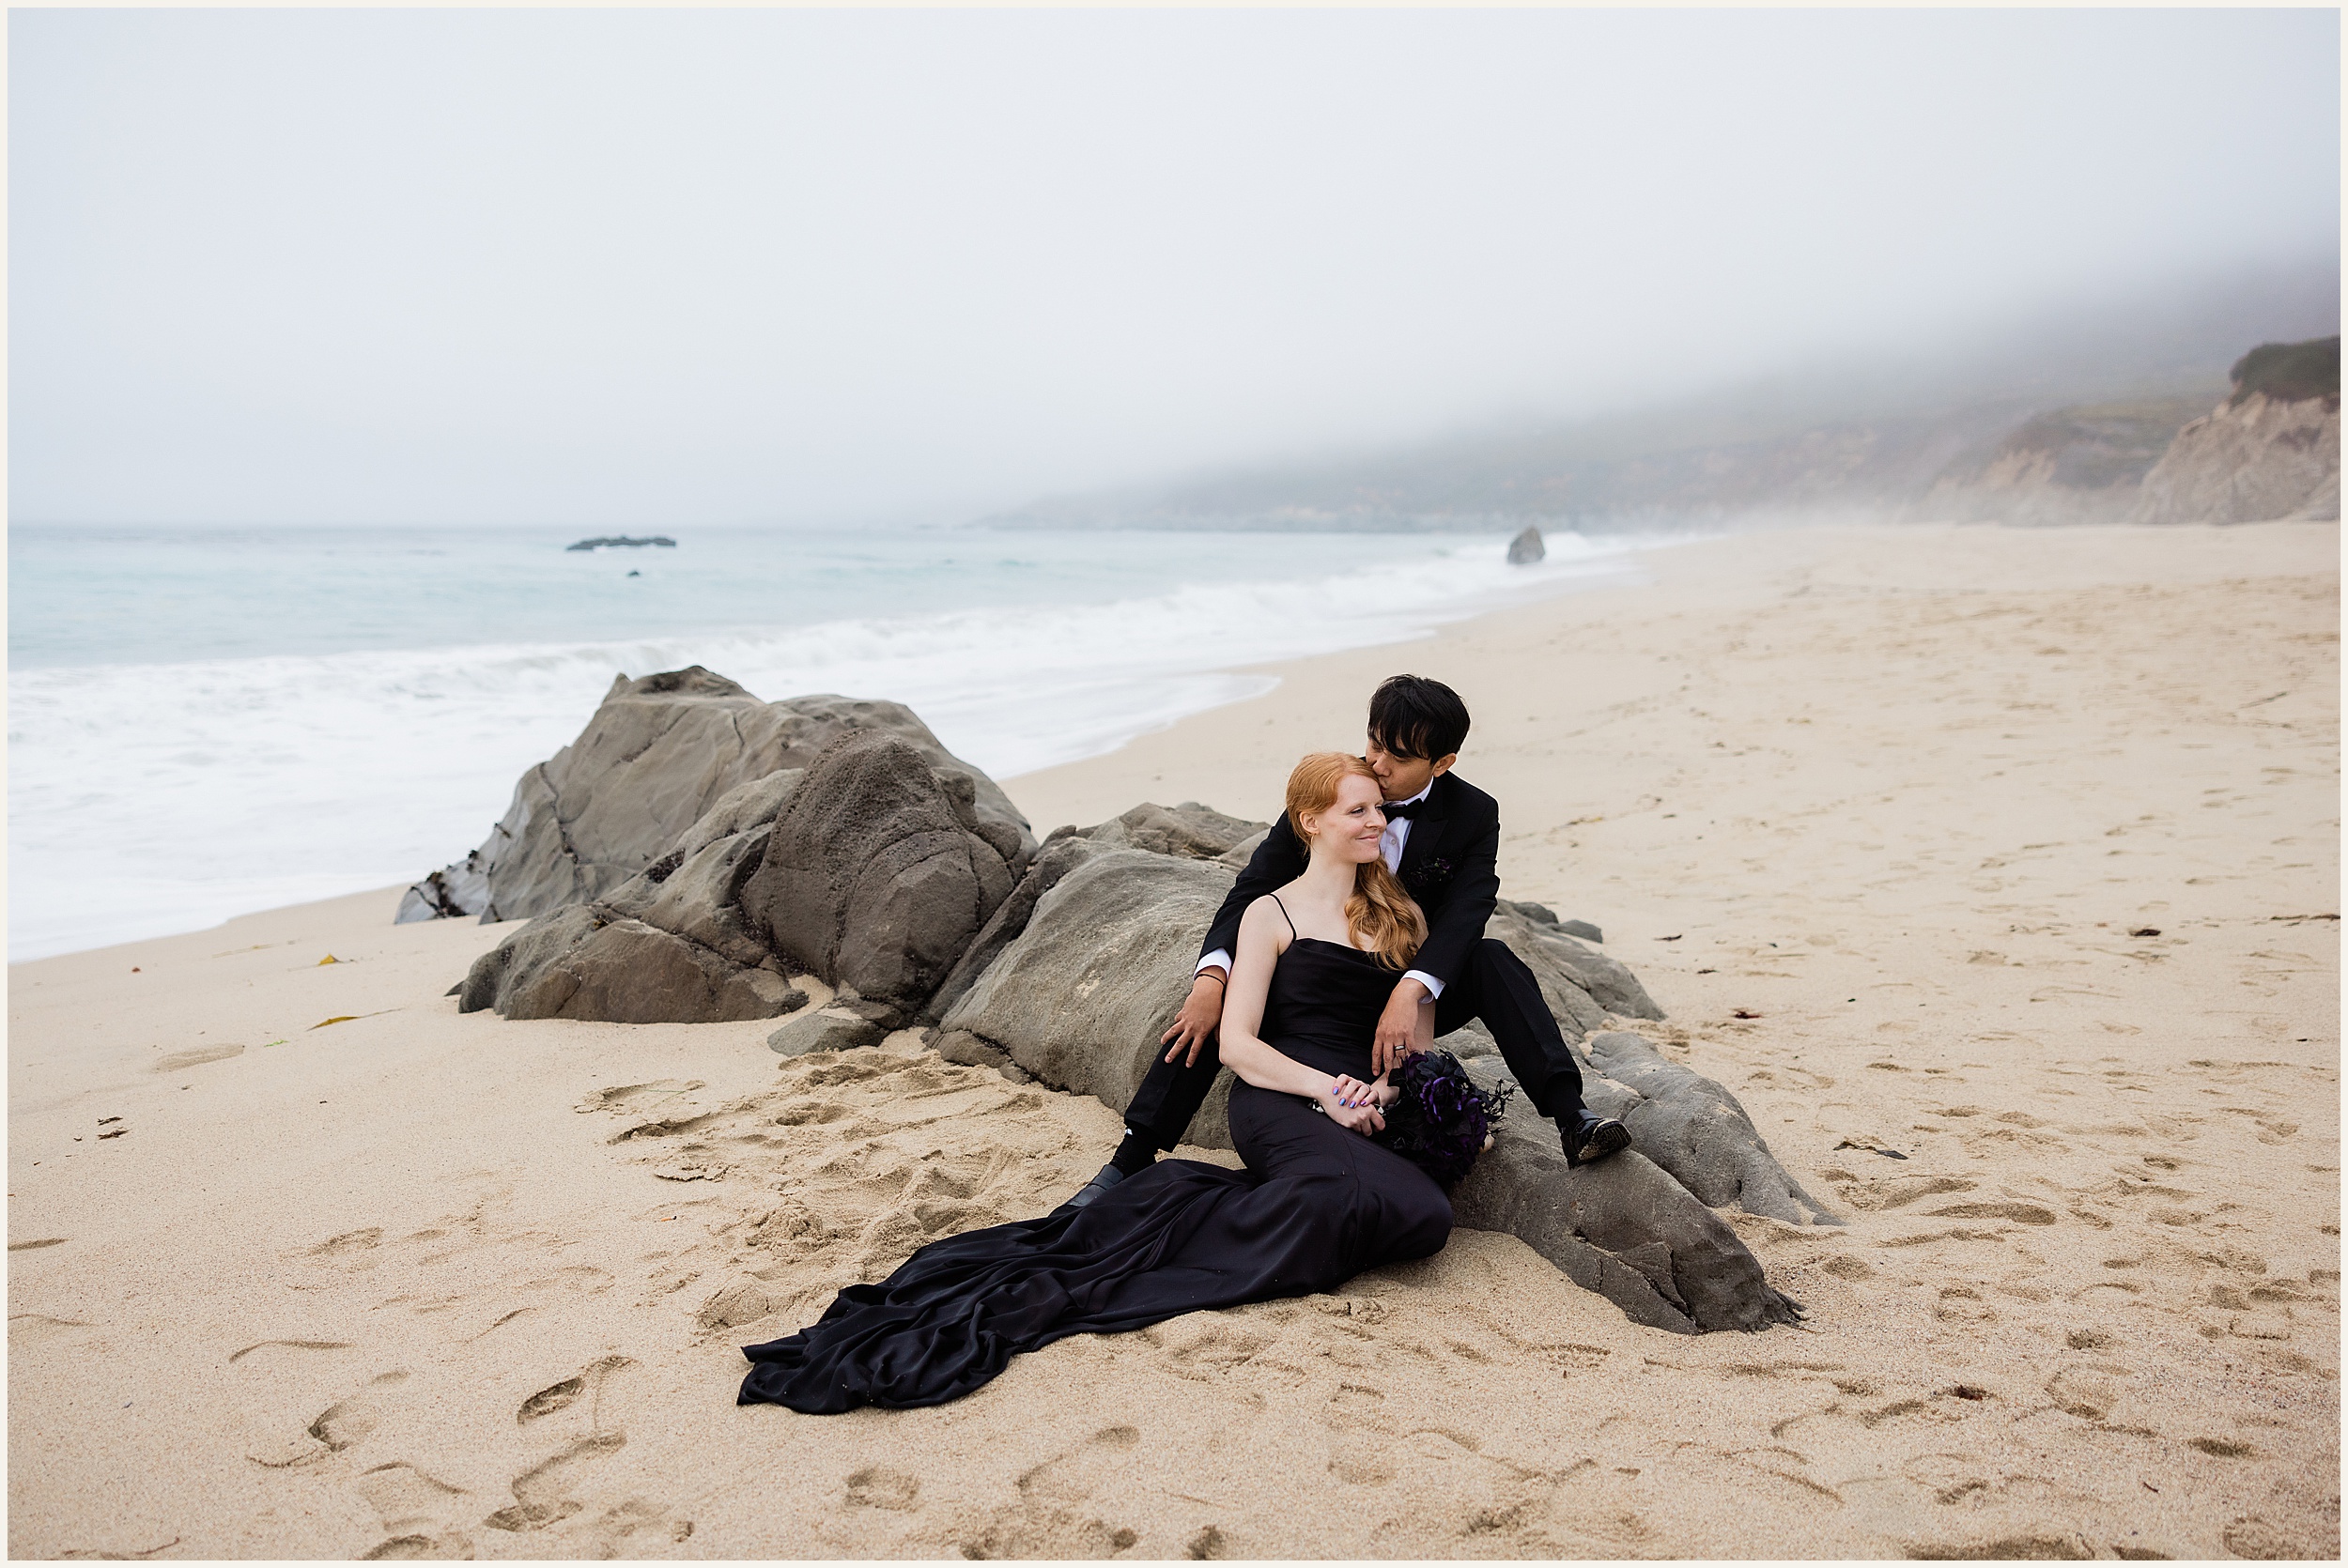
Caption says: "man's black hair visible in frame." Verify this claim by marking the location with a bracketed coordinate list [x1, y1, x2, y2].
[1367, 674, 1470, 761]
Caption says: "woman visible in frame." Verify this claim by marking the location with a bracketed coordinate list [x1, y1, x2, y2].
[739, 753, 1464, 1414]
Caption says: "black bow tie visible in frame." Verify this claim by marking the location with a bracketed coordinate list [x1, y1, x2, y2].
[1382, 797, 1428, 821]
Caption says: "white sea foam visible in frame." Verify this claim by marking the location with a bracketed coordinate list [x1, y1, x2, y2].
[8, 531, 1648, 960]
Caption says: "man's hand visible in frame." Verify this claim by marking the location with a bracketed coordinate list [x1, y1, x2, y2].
[1160, 970, 1228, 1066]
[1373, 976, 1431, 1076]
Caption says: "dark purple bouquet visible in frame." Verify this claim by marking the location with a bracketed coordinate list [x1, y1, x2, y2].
[1373, 1049, 1513, 1188]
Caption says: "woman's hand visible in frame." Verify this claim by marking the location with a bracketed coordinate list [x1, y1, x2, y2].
[1321, 1088, 1386, 1135]
[1367, 1070, 1399, 1109]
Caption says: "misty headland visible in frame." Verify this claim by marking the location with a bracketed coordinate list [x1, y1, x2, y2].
[988, 266, 2340, 535]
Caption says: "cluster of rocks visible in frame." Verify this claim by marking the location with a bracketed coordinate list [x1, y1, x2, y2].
[564, 535, 678, 552]
[417, 669, 1827, 1332]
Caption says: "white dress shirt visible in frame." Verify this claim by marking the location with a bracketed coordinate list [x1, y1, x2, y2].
[1197, 779, 1447, 1000]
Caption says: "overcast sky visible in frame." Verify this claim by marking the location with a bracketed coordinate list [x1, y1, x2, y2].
[10, 8, 2340, 529]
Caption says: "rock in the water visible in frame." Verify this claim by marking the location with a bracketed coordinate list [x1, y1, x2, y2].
[565, 535, 677, 551]
[941, 847, 1239, 1144]
[399, 671, 1032, 925]
[767, 1008, 885, 1056]
[456, 905, 798, 1023]
[1579, 1031, 1840, 1226]
[741, 730, 1017, 1019]
[1452, 1092, 1805, 1333]
[1506, 525, 1546, 565]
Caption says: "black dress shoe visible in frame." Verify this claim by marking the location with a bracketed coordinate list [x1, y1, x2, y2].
[1048, 1161, 1129, 1219]
[1565, 1112, 1631, 1168]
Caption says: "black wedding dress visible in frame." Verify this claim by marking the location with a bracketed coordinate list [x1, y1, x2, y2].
[738, 936, 1455, 1413]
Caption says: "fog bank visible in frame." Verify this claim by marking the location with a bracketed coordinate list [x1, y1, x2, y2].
[10, 8, 2340, 529]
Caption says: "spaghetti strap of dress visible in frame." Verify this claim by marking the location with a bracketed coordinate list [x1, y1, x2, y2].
[1266, 893, 1298, 939]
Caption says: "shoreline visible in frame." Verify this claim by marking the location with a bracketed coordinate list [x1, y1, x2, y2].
[7, 525, 1641, 964]
[10, 519, 2337, 1560]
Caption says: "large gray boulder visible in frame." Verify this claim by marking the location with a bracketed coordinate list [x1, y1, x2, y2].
[923, 834, 1111, 1025]
[455, 904, 799, 1023]
[1581, 1031, 1841, 1227]
[1451, 1092, 1805, 1333]
[1070, 802, 1271, 862]
[453, 708, 1027, 1028]
[399, 671, 1033, 924]
[1488, 899, 1663, 1023]
[940, 847, 1235, 1136]
[741, 730, 1019, 1023]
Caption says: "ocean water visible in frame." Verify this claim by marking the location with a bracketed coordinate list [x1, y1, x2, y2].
[8, 524, 1648, 961]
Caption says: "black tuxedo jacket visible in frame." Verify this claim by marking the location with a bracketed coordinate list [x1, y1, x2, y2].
[1197, 771, 1502, 992]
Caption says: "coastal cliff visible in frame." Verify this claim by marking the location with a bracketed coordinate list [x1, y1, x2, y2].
[1914, 397, 2211, 525]
[2132, 337, 2341, 525]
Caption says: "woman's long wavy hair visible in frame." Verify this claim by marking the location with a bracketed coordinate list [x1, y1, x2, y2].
[1284, 752, 1427, 971]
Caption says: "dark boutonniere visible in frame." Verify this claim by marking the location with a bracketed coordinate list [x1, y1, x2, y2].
[1407, 855, 1454, 890]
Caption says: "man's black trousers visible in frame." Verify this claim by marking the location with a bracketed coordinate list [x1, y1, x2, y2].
[1123, 937, 1590, 1149]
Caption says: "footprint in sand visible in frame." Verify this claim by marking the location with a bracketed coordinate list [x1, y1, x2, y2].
[1374, 1427, 1567, 1549]
[575, 1078, 705, 1115]
[224, 1339, 399, 1474]
[589, 1498, 694, 1547]
[244, 1396, 379, 1469]
[354, 1459, 468, 1539]
[2045, 1363, 2130, 1421]
[843, 1465, 921, 1512]
[1934, 1287, 1996, 1325]
[517, 1355, 635, 1426]
[301, 1229, 388, 1276]
[228, 1339, 355, 1362]
[696, 1278, 778, 1334]
[1924, 1200, 2059, 1226]
[482, 1431, 626, 1532]
[1830, 1174, 1977, 1212]
[153, 1043, 244, 1073]
[9, 1313, 97, 1345]
[961, 1426, 1146, 1558]
[359, 1533, 473, 1560]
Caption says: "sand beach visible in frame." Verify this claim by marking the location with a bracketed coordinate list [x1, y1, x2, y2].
[8, 520, 2338, 1560]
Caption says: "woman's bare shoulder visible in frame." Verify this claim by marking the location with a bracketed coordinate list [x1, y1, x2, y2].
[1240, 891, 1297, 941]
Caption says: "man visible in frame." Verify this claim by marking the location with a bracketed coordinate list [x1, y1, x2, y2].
[1060, 673, 1631, 1213]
